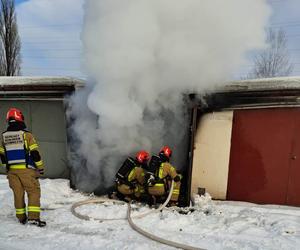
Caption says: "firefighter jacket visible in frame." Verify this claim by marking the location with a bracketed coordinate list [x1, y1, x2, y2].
[148, 162, 181, 202]
[0, 128, 44, 172]
[117, 166, 145, 197]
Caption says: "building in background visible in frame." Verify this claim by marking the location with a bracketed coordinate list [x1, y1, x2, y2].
[189, 76, 300, 207]
[0, 76, 83, 178]
[3, 75, 300, 208]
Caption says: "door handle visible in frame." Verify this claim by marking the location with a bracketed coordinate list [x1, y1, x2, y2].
[291, 156, 297, 160]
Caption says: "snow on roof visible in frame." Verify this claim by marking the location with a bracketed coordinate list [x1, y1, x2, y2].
[220, 76, 300, 93]
[0, 76, 84, 88]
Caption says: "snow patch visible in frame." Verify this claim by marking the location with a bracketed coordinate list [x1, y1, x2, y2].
[1, 175, 300, 250]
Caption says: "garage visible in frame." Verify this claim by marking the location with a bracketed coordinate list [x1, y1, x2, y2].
[189, 76, 300, 206]
[0, 77, 83, 178]
[227, 108, 300, 206]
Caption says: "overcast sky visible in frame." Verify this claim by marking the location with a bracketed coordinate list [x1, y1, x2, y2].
[15, 0, 300, 80]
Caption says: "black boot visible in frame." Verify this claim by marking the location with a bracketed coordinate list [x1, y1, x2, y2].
[146, 195, 156, 207]
[115, 192, 126, 201]
[19, 216, 27, 225]
[28, 219, 46, 227]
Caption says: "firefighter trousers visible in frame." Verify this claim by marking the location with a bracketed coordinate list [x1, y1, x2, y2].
[148, 180, 181, 204]
[7, 168, 41, 221]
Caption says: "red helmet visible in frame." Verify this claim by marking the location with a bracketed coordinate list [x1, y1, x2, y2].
[159, 146, 172, 158]
[6, 108, 24, 122]
[136, 150, 150, 164]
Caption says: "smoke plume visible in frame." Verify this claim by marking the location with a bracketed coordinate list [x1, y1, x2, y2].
[68, 0, 271, 192]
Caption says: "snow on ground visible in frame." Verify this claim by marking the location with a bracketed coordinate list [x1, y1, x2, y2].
[1, 175, 300, 250]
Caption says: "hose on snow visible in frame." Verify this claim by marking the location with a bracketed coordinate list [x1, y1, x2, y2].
[71, 181, 174, 221]
[71, 180, 205, 250]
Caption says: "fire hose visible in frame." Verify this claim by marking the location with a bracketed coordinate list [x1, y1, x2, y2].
[71, 180, 205, 250]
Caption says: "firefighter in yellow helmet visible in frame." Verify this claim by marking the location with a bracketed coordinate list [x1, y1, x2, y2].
[0, 108, 46, 227]
[147, 146, 181, 206]
[115, 150, 149, 202]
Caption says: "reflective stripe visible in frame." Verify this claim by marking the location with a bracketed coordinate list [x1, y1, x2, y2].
[16, 208, 26, 215]
[28, 206, 40, 213]
[9, 164, 27, 169]
[29, 144, 38, 151]
[23, 133, 28, 150]
[159, 165, 164, 179]
[6, 148, 26, 164]
[172, 189, 180, 195]
[3, 131, 27, 165]
[5, 144, 24, 150]
[154, 183, 164, 187]
[127, 168, 136, 182]
[35, 160, 43, 167]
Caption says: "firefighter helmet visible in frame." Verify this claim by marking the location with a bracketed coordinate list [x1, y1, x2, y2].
[6, 108, 24, 122]
[159, 145, 172, 158]
[136, 150, 150, 164]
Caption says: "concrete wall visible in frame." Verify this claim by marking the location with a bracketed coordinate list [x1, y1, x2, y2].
[191, 111, 233, 199]
[0, 100, 68, 178]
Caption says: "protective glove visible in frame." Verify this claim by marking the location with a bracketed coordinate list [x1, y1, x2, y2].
[37, 168, 44, 175]
[173, 174, 182, 182]
[129, 181, 137, 189]
[146, 173, 156, 186]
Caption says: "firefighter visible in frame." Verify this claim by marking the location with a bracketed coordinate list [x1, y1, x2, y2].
[147, 146, 181, 206]
[115, 150, 150, 202]
[0, 108, 46, 227]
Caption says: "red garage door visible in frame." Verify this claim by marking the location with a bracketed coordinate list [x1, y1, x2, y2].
[227, 108, 300, 206]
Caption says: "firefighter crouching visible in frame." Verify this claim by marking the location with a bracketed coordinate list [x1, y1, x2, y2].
[115, 150, 150, 202]
[0, 108, 46, 227]
[147, 146, 181, 206]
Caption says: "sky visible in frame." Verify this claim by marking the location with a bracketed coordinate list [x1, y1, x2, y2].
[236, 0, 300, 78]
[14, 0, 300, 80]
[15, 0, 84, 78]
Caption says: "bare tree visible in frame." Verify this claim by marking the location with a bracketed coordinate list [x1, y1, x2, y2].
[0, 0, 21, 76]
[247, 28, 293, 79]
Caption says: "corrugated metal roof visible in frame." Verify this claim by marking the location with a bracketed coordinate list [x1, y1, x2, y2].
[220, 76, 300, 93]
[199, 76, 300, 110]
[0, 76, 84, 98]
[0, 76, 84, 87]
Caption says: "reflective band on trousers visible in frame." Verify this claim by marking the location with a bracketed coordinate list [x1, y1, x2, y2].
[16, 208, 26, 215]
[172, 189, 180, 195]
[28, 206, 41, 213]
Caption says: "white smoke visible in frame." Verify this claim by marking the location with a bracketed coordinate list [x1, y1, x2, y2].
[68, 0, 271, 192]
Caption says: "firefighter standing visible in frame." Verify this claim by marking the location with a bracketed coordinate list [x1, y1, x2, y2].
[147, 146, 181, 206]
[0, 108, 46, 227]
[116, 150, 150, 202]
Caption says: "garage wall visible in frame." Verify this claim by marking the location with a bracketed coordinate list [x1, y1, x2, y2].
[191, 111, 233, 199]
[0, 101, 68, 178]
